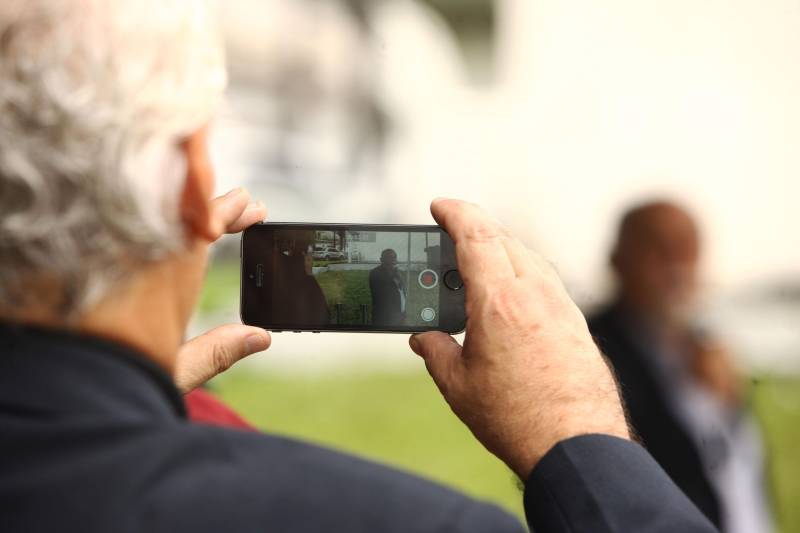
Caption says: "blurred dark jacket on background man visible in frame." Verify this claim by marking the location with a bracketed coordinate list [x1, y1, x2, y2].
[590, 304, 721, 523]
[369, 249, 406, 326]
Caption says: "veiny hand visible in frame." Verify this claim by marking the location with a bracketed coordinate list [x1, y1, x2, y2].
[410, 199, 630, 479]
[174, 188, 271, 394]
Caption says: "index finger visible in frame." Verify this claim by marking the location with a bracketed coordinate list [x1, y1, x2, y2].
[431, 198, 516, 287]
[225, 201, 267, 234]
[211, 188, 267, 236]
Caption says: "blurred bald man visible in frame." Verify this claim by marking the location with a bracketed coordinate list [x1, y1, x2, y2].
[589, 201, 774, 533]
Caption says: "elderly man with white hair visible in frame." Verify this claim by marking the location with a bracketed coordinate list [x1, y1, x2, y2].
[0, 1, 721, 532]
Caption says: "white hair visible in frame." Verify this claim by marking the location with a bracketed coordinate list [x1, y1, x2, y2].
[0, 0, 226, 315]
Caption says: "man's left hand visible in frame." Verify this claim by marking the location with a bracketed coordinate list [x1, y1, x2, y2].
[174, 188, 270, 394]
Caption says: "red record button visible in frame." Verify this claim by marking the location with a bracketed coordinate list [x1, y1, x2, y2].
[418, 269, 439, 289]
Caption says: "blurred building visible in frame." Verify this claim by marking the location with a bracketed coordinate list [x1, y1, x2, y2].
[204, 0, 800, 374]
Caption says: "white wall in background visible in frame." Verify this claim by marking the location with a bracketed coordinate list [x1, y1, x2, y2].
[205, 0, 800, 373]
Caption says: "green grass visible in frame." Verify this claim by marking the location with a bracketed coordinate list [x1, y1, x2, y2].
[316, 270, 372, 324]
[312, 259, 348, 268]
[210, 370, 800, 531]
[211, 370, 526, 520]
[199, 263, 800, 530]
[198, 261, 240, 314]
[751, 377, 800, 533]
[316, 268, 440, 327]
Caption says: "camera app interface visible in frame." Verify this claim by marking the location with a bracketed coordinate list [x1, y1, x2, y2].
[269, 229, 442, 328]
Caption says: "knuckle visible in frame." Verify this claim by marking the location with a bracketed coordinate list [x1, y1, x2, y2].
[498, 286, 526, 310]
[486, 286, 527, 322]
[464, 222, 506, 243]
[211, 342, 234, 375]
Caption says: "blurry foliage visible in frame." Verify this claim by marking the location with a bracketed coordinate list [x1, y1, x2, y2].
[420, 0, 495, 34]
[419, 0, 496, 83]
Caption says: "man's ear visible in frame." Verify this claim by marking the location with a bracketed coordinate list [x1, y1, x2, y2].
[610, 247, 623, 276]
[180, 127, 219, 243]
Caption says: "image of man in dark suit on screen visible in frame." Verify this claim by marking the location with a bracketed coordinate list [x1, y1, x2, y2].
[369, 248, 406, 326]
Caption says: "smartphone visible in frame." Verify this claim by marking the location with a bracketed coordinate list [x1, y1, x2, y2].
[240, 223, 466, 333]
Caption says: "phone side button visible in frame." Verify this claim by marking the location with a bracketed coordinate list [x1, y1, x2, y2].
[312, 331, 320, 334]
[293, 331, 301, 333]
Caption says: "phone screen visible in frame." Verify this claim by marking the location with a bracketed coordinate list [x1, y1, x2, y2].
[241, 224, 465, 333]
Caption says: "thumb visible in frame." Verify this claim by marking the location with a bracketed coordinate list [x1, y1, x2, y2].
[175, 324, 271, 393]
[410, 332, 462, 394]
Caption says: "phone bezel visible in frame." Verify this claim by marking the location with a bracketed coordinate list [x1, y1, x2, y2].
[240, 222, 466, 334]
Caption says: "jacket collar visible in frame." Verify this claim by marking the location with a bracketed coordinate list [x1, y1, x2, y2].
[0, 322, 186, 421]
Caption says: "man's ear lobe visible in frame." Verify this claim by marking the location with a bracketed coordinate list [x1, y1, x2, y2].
[180, 128, 219, 242]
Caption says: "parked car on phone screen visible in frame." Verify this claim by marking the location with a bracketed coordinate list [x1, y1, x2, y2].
[325, 248, 346, 261]
[312, 245, 346, 261]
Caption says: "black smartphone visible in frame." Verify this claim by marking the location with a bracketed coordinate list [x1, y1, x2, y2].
[240, 223, 466, 333]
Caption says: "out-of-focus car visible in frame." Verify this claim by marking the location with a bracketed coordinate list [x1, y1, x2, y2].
[312, 245, 328, 260]
[325, 248, 346, 261]
[312, 245, 346, 261]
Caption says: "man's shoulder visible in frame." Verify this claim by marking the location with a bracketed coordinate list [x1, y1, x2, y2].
[141, 423, 525, 533]
[585, 305, 651, 381]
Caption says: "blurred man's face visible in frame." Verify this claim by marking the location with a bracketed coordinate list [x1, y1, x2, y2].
[613, 204, 700, 325]
[381, 250, 398, 268]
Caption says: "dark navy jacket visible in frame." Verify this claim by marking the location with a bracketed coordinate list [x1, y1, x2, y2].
[0, 324, 716, 533]
[589, 304, 722, 526]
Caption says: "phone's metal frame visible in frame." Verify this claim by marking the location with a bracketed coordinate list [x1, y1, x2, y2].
[239, 222, 465, 334]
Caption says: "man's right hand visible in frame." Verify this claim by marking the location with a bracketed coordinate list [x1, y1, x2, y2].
[410, 199, 631, 480]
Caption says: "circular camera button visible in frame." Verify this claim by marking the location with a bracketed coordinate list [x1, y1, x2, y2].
[443, 269, 464, 290]
[418, 269, 439, 290]
[420, 307, 436, 322]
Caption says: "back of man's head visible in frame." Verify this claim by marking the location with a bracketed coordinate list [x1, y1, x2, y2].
[0, 0, 225, 316]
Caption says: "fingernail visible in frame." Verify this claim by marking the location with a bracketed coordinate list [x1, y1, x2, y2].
[246, 333, 269, 353]
[225, 187, 245, 198]
[245, 201, 264, 212]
